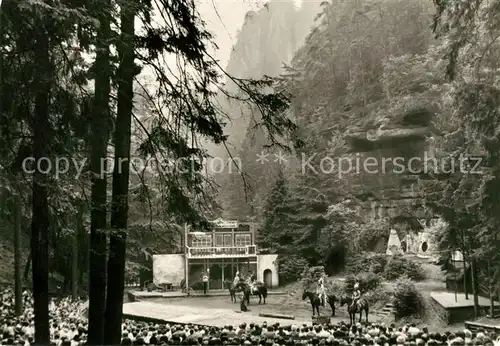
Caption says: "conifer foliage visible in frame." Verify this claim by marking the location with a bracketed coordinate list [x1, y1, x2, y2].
[259, 170, 290, 252]
[1, 0, 299, 343]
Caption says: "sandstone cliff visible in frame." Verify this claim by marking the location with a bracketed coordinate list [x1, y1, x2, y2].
[205, 1, 322, 218]
[217, 0, 440, 229]
[205, 0, 321, 159]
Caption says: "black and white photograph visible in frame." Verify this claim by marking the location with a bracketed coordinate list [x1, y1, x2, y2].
[1, 0, 500, 344]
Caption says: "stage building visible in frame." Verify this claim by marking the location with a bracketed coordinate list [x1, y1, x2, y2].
[152, 218, 279, 290]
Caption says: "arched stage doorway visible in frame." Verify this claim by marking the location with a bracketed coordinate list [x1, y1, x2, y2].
[263, 269, 272, 288]
[421, 241, 428, 252]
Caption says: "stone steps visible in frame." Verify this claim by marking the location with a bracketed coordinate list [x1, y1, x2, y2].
[374, 303, 394, 319]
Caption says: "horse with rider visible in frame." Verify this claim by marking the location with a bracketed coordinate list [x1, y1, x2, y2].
[226, 270, 267, 305]
[316, 273, 327, 306]
[302, 275, 369, 323]
[302, 273, 337, 316]
[339, 280, 369, 324]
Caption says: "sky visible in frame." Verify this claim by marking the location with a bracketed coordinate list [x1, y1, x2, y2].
[197, 0, 304, 68]
[196, 0, 263, 68]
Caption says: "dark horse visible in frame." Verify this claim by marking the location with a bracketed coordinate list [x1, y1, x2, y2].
[302, 291, 337, 316]
[340, 296, 369, 325]
[224, 280, 238, 303]
[235, 281, 267, 305]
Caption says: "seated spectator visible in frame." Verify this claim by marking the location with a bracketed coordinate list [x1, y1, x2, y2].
[0, 288, 498, 346]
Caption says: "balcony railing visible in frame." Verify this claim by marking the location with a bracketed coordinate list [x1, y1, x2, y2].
[186, 245, 256, 258]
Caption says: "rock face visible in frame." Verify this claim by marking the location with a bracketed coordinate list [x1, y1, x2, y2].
[282, 0, 439, 233]
[214, 0, 438, 235]
[343, 120, 434, 224]
[206, 0, 322, 159]
[208, 1, 323, 218]
[341, 119, 443, 253]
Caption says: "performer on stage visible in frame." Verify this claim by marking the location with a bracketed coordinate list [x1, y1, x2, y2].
[202, 271, 209, 295]
[316, 274, 326, 307]
[233, 271, 241, 286]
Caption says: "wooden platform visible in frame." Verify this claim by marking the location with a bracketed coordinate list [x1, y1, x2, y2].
[430, 292, 499, 324]
[128, 289, 286, 301]
[122, 301, 310, 327]
[431, 292, 497, 308]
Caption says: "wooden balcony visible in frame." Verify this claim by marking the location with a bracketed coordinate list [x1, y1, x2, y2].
[186, 245, 256, 258]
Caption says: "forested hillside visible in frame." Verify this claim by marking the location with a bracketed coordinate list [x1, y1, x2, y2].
[218, 0, 437, 222]
[216, 0, 500, 283]
[205, 0, 320, 159]
[205, 1, 322, 218]
[1, 0, 303, 341]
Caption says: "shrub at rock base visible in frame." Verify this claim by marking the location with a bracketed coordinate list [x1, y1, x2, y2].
[278, 255, 309, 284]
[364, 287, 392, 309]
[392, 277, 424, 319]
[384, 255, 426, 281]
[326, 280, 344, 296]
[345, 253, 387, 275]
[343, 273, 389, 309]
[344, 272, 381, 295]
[301, 266, 325, 290]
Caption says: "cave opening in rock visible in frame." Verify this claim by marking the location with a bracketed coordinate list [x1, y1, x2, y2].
[324, 245, 346, 275]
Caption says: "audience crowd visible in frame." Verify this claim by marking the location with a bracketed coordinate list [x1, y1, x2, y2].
[1, 289, 499, 346]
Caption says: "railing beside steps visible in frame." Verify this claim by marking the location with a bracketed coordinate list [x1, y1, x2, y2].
[186, 245, 256, 258]
[465, 321, 500, 333]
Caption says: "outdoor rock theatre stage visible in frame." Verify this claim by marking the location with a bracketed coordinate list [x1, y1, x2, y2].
[122, 301, 311, 327]
[152, 220, 279, 292]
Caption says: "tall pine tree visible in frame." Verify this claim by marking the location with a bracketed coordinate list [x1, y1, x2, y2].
[259, 170, 290, 251]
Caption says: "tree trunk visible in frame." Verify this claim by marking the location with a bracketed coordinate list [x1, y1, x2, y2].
[31, 12, 51, 344]
[63, 274, 70, 295]
[488, 261, 494, 317]
[103, 2, 135, 343]
[471, 256, 479, 318]
[24, 253, 32, 280]
[462, 247, 468, 299]
[76, 203, 86, 294]
[87, 0, 111, 343]
[460, 242, 469, 300]
[72, 215, 79, 299]
[14, 193, 23, 315]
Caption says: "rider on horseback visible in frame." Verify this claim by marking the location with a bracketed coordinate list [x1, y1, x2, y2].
[248, 270, 256, 294]
[233, 271, 240, 286]
[316, 274, 326, 307]
[351, 281, 361, 308]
